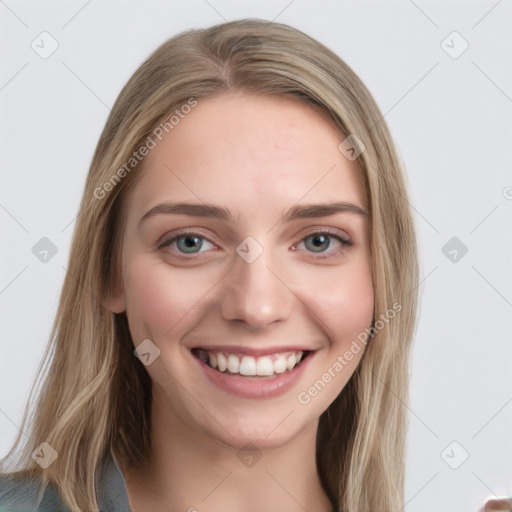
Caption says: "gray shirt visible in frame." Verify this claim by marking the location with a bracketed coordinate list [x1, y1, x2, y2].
[0, 452, 131, 511]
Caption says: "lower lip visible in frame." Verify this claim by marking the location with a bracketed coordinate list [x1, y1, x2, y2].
[193, 352, 313, 399]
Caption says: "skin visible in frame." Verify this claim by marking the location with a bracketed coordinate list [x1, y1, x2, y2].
[105, 92, 374, 512]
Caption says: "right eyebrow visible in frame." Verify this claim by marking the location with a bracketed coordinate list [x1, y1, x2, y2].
[138, 202, 234, 228]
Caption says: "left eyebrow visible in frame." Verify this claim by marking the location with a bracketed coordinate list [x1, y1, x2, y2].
[281, 201, 368, 222]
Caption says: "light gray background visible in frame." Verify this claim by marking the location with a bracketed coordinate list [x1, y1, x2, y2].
[1, 1, 511, 510]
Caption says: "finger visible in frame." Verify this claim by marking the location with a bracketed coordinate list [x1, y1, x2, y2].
[483, 497, 512, 511]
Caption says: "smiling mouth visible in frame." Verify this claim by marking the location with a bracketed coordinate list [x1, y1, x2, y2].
[192, 348, 311, 377]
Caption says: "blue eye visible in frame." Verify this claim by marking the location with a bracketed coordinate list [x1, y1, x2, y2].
[176, 235, 204, 253]
[159, 230, 352, 259]
[304, 233, 331, 252]
[298, 231, 352, 256]
[160, 233, 215, 254]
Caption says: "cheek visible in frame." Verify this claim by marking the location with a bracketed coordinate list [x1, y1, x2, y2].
[296, 259, 374, 343]
[123, 258, 207, 340]
[293, 262, 373, 412]
[331, 267, 374, 342]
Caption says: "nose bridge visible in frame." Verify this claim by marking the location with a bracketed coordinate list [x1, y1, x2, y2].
[220, 238, 292, 328]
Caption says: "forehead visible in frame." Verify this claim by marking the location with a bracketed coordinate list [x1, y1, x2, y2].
[125, 93, 366, 221]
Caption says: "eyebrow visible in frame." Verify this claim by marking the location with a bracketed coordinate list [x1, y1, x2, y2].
[138, 200, 368, 228]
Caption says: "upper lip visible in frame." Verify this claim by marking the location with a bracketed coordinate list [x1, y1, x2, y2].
[190, 345, 314, 356]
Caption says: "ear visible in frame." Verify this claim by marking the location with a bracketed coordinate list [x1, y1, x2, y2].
[103, 280, 126, 314]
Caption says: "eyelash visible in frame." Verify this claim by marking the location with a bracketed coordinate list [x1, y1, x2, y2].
[157, 229, 352, 260]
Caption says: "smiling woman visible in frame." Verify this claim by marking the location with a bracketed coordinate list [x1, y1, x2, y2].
[1, 19, 419, 512]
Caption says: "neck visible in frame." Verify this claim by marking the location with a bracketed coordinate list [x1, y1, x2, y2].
[122, 387, 333, 512]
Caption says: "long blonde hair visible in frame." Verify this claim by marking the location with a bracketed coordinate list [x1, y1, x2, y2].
[0, 19, 418, 511]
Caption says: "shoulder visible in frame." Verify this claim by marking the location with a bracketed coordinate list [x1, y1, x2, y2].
[0, 472, 69, 512]
[0, 452, 131, 512]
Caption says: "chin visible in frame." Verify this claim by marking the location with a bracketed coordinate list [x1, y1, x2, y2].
[199, 408, 318, 452]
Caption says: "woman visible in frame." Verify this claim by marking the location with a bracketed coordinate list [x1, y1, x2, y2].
[0, 19, 419, 512]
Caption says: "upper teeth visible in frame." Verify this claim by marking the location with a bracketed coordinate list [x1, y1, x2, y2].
[198, 350, 304, 377]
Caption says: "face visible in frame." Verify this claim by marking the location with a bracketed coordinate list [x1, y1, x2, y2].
[106, 93, 374, 450]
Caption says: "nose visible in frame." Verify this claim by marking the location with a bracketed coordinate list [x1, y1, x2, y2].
[220, 245, 293, 330]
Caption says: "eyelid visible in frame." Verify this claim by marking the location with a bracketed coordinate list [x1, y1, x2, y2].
[157, 228, 218, 248]
[292, 225, 353, 251]
[294, 227, 353, 245]
[300, 226, 352, 243]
